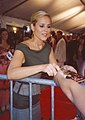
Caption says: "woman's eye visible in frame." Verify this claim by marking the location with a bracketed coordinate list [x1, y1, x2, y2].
[39, 25, 44, 28]
[39, 25, 51, 28]
[48, 26, 51, 28]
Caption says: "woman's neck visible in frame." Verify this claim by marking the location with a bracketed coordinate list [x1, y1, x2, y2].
[25, 38, 45, 50]
[32, 38, 45, 50]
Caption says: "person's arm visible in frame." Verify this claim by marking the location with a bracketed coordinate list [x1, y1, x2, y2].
[7, 50, 47, 80]
[54, 71, 85, 116]
[7, 49, 57, 80]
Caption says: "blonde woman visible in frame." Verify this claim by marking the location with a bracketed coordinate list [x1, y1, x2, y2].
[7, 11, 58, 120]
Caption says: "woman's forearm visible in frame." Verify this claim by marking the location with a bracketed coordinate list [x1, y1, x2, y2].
[7, 64, 47, 80]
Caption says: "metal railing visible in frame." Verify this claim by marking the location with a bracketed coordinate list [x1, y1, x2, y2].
[0, 74, 59, 120]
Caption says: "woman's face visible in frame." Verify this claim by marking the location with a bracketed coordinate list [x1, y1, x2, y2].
[1, 31, 8, 41]
[32, 16, 52, 42]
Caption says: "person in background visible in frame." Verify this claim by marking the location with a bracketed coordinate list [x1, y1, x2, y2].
[0, 28, 14, 114]
[7, 10, 58, 120]
[76, 36, 85, 77]
[47, 31, 57, 51]
[55, 30, 66, 67]
[66, 34, 78, 69]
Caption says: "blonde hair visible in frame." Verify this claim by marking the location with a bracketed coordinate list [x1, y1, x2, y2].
[30, 10, 51, 26]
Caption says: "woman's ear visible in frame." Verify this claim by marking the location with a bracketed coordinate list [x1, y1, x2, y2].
[31, 23, 34, 32]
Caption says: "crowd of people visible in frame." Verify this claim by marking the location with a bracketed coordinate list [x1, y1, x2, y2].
[0, 10, 85, 120]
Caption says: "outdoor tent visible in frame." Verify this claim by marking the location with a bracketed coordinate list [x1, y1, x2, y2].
[0, 0, 85, 33]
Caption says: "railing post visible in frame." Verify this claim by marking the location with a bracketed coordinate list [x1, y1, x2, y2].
[51, 86, 54, 120]
[29, 82, 32, 120]
[10, 80, 13, 120]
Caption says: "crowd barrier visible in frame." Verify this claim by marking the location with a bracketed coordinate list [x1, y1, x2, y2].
[0, 74, 59, 120]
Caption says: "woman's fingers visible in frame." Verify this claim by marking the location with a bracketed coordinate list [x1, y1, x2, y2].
[53, 63, 61, 71]
[43, 64, 57, 76]
[61, 65, 77, 73]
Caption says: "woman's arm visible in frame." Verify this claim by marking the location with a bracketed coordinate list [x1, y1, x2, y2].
[7, 50, 48, 80]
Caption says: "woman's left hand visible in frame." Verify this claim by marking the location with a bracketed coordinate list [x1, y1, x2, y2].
[61, 65, 77, 73]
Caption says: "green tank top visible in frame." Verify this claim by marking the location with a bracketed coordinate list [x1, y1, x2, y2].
[16, 42, 51, 66]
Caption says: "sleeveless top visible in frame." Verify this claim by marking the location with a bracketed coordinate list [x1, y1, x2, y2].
[13, 42, 51, 96]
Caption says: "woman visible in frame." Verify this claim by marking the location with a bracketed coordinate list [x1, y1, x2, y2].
[0, 28, 13, 113]
[7, 11, 58, 120]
